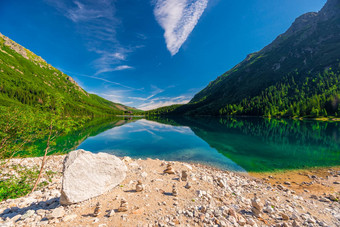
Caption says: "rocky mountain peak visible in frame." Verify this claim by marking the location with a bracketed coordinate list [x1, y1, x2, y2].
[319, 0, 340, 21]
[0, 33, 46, 64]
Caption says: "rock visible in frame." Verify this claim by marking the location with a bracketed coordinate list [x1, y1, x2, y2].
[291, 213, 299, 220]
[11, 214, 22, 222]
[319, 197, 330, 202]
[281, 213, 289, 221]
[251, 197, 262, 211]
[172, 184, 178, 196]
[107, 209, 115, 217]
[185, 182, 191, 189]
[216, 177, 227, 188]
[263, 206, 274, 214]
[328, 194, 337, 201]
[141, 172, 148, 178]
[181, 170, 188, 181]
[60, 150, 127, 205]
[183, 164, 193, 170]
[247, 218, 256, 226]
[122, 156, 132, 163]
[164, 164, 175, 174]
[251, 207, 261, 218]
[136, 180, 144, 192]
[292, 220, 301, 227]
[62, 214, 77, 222]
[93, 218, 99, 223]
[93, 202, 101, 217]
[117, 198, 128, 212]
[310, 195, 318, 199]
[47, 207, 65, 220]
[238, 215, 246, 226]
[21, 210, 35, 220]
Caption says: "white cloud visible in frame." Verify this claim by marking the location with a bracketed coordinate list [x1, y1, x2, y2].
[154, 0, 208, 55]
[138, 95, 190, 110]
[128, 85, 164, 101]
[46, 0, 135, 75]
[66, 1, 109, 22]
[95, 65, 133, 75]
[114, 65, 133, 71]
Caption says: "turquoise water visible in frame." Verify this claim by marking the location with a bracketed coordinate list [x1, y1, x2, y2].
[75, 117, 340, 172]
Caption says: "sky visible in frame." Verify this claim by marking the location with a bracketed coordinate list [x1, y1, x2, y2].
[0, 0, 326, 110]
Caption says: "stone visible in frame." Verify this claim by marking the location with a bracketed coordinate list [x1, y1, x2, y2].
[319, 197, 329, 202]
[328, 194, 337, 201]
[47, 207, 65, 220]
[281, 213, 289, 221]
[93, 218, 99, 223]
[216, 177, 227, 188]
[136, 180, 144, 192]
[9, 214, 21, 223]
[107, 209, 115, 217]
[93, 202, 101, 217]
[164, 164, 175, 174]
[263, 206, 274, 214]
[183, 164, 193, 170]
[310, 195, 318, 199]
[251, 197, 262, 211]
[292, 220, 301, 227]
[251, 207, 261, 218]
[181, 170, 188, 181]
[21, 210, 35, 220]
[60, 150, 127, 205]
[238, 216, 246, 226]
[118, 198, 128, 212]
[185, 182, 191, 189]
[62, 214, 77, 222]
[172, 184, 178, 196]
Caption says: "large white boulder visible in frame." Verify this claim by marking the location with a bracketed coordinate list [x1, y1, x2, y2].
[60, 149, 127, 205]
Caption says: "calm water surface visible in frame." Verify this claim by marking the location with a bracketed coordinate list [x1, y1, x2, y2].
[73, 117, 340, 172]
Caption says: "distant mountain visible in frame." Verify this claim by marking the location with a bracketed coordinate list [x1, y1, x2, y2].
[172, 0, 340, 117]
[0, 33, 137, 116]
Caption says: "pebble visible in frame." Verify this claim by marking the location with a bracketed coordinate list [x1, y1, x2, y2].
[21, 210, 35, 220]
[46, 207, 65, 220]
[107, 210, 115, 217]
[1, 155, 339, 227]
[62, 214, 77, 222]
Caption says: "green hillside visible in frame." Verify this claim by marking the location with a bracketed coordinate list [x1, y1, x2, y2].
[0, 33, 137, 116]
[169, 0, 340, 117]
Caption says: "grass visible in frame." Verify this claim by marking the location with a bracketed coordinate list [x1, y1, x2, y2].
[0, 164, 56, 201]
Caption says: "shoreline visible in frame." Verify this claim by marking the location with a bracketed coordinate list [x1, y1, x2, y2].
[0, 155, 339, 226]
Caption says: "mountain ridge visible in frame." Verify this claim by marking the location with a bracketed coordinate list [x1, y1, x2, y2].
[0, 32, 137, 116]
[168, 0, 340, 117]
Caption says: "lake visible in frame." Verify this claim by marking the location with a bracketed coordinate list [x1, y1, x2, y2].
[63, 116, 340, 172]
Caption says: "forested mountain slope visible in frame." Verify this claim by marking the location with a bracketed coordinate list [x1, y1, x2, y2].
[0, 33, 136, 116]
[172, 0, 340, 117]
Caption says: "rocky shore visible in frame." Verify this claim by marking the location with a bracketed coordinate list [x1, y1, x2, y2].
[0, 154, 339, 227]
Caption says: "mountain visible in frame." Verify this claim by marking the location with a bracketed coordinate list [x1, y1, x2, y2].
[0, 33, 137, 116]
[172, 0, 340, 117]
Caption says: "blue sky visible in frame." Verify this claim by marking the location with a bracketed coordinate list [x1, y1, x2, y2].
[0, 0, 326, 110]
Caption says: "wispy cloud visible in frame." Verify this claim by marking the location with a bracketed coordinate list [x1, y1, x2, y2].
[46, 0, 134, 75]
[95, 65, 133, 75]
[138, 95, 191, 110]
[154, 0, 209, 55]
[128, 85, 164, 101]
